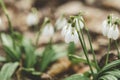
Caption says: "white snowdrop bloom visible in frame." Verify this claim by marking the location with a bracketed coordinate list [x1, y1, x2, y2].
[102, 20, 111, 36]
[112, 25, 119, 40]
[55, 16, 67, 30]
[107, 26, 113, 39]
[107, 25, 119, 40]
[26, 13, 38, 26]
[75, 18, 84, 31]
[42, 23, 54, 37]
[65, 27, 79, 44]
[61, 23, 71, 36]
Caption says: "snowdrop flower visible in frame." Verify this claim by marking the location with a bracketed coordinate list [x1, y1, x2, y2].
[107, 24, 119, 40]
[61, 23, 71, 36]
[55, 16, 67, 30]
[65, 26, 79, 44]
[26, 13, 38, 26]
[42, 23, 54, 38]
[102, 20, 111, 36]
[62, 23, 79, 43]
[102, 15, 120, 40]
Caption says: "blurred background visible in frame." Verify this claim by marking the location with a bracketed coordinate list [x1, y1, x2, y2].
[0, 0, 120, 79]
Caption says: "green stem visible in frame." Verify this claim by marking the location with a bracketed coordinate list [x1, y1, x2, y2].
[35, 22, 46, 47]
[76, 30, 95, 78]
[105, 39, 111, 65]
[0, 0, 15, 48]
[35, 29, 42, 47]
[0, 0, 13, 34]
[85, 27, 100, 71]
[115, 40, 120, 59]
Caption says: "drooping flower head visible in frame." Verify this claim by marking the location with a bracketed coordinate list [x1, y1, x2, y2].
[26, 13, 39, 26]
[102, 14, 119, 40]
[61, 14, 85, 44]
[42, 17, 54, 38]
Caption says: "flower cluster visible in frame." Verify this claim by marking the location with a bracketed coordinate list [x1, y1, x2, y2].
[61, 15, 85, 43]
[102, 15, 119, 40]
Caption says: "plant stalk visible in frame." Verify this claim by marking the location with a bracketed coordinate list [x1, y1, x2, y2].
[76, 30, 95, 78]
[85, 27, 100, 71]
[115, 40, 120, 59]
[105, 39, 111, 65]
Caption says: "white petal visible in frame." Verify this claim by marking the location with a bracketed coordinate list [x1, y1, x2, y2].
[102, 20, 108, 36]
[26, 13, 38, 26]
[61, 24, 71, 36]
[65, 30, 72, 43]
[61, 25, 68, 36]
[73, 29, 79, 43]
[107, 26, 113, 39]
[42, 23, 54, 37]
[112, 26, 119, 40]
[64, 27, 79, 44]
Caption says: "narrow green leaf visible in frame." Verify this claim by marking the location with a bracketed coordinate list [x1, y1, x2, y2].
[40, 44, 55, 72]
[1, 34, 21, 61]
[99, 60, 120, 74]
[68, 54, 95, 67]
[68, 42, 76, 55]
[104, 69, 120, 78]
[0, 62, 19, 80]
[99, 75, 117, 80]
[22, 37, 36, 68]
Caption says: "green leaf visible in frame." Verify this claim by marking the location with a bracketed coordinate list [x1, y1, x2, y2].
[22, 37, 36, 68]
[64, 74, 89, 80]
[1, 34, 21, 61]
[68, 54, 95, 67]
[68, 42, 76, 55]
[69, 54, 87, 64]
[104, 69, 120, 78]
[99, 60, 120, 74]
[40, 44, 55, 72]
[99, 75, 117, 80]
[22, 68, 42, 76]
[0, 62, 19, 80]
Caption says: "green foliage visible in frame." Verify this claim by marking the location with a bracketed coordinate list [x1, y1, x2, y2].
[64, 74, 89, 80]
[98, 69, 120, 80]
[22, 37, 36, 68]
[69, 54, 87, 64]
[40, 43, 56, 72]
[99, 75, 117, 80]
[67, 42, 76, 55]
[0, 62, 19, 80]
[98, 60, 120, 75]
[1, 33, 21, 61]
[96, 60, 120, 80]
[22, 68, 42, 76]
[68, 54, 95, 67]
